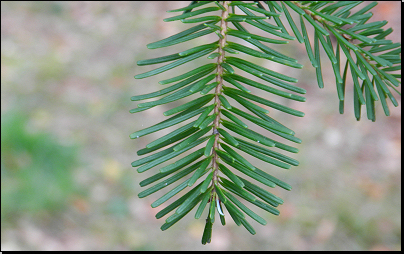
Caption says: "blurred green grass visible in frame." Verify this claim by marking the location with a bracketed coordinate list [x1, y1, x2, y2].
[1, 110, 80, 221]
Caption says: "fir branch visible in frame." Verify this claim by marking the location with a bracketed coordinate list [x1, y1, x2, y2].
[131, 1, 401, 245]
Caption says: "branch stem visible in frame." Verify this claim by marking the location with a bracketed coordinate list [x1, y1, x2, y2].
[211, 1, 230, 188]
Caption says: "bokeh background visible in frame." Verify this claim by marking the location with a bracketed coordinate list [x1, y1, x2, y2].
[1, 1, 401, 251]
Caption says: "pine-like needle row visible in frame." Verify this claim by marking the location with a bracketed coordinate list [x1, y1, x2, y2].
[131, 1, 400, 244]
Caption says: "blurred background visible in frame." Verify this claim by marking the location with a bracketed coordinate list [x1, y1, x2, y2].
[1, 1, 401, 251]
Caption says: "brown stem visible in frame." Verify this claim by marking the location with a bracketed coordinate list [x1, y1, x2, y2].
[211, 1, 230, 187]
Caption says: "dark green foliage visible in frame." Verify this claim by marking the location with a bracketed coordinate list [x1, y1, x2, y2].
[130, 1, 401, 244]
